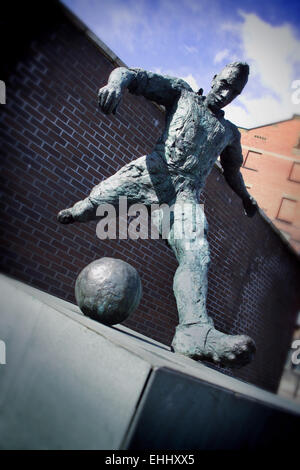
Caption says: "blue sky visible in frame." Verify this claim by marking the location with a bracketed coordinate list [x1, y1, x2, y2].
[62, 0, 300, 128]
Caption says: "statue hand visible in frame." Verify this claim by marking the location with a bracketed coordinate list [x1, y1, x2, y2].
[98, 84, 122, 115]
[243, 195, 258, 217]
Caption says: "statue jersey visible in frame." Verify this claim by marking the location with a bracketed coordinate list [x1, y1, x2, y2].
[127, 69, 241, 196]
[154, 89, 240, 190]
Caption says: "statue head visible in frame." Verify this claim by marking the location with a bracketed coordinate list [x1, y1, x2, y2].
[205, 62, 249, 109]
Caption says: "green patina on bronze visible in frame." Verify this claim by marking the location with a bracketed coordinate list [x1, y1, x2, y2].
[58, 62, 257, 368]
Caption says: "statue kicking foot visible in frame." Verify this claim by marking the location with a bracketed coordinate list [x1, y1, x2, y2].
[171, 322, 256, 368]
[57, 208, 75, 224]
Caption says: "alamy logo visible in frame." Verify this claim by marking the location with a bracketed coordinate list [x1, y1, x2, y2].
[95, 198, 206, 251]
[0, 80, 6, 104]
[0, 340, 6, 365]
[291, 339, 300, 366]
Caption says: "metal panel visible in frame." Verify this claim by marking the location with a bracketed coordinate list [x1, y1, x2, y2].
[124, 367, 300, 450]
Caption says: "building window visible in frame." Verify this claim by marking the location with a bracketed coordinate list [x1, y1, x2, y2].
[243, 150, 261, 171]
[289, 162, 300, 183]
[277, 198, 297, 224]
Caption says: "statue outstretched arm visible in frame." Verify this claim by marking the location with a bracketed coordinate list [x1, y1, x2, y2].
[220, 133, 258, 217]
[98, 67, 192, 114]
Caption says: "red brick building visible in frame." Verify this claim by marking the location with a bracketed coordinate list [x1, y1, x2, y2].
[240, 115, 300, 254]
[1, 1, 300, 392]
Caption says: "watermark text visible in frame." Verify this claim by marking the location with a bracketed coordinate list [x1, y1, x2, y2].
[291, 80, 300, 105]
[0, 340, 6, 365]
[291, 339, 300, 365]
[95, 197, 206, 251]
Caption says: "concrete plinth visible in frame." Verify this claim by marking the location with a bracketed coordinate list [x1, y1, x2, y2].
[0, 273, 299, 450]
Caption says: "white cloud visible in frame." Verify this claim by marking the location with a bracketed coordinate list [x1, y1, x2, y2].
[184, 45, 198, 54]
[214, 49, 229, 64]
[180, 73, 199, 91]
[90, 1, 155, 54]
[221, 21, 241, 34]
[226, 92, 297, 129]
[152, 68, 199, 91]
[239, 12, 300, 97]
[225, 12, 300, 128]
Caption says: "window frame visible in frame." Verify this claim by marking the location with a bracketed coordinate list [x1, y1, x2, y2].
[288, 162, 300, 183]
[242, 150, 262, 172]
[276, 197, 297, 224]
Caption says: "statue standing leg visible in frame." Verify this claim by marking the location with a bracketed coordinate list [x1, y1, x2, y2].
[164, 201, 256, 368]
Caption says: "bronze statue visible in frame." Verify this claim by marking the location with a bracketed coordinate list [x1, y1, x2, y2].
[58, 62, 257, 367]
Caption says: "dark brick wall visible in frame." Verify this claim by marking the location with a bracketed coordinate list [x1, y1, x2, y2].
[1, 2, 300, 392]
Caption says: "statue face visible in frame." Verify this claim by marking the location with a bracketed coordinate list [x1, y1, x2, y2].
[206, 67, 245, 109]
